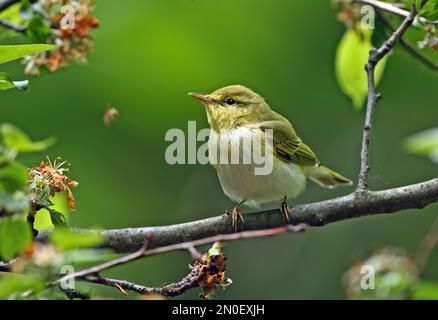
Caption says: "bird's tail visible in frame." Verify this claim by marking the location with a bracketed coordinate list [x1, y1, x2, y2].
[306, 165, 353, 189]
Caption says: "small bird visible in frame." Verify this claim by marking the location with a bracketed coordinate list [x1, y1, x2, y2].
[189, 85, 352, 228]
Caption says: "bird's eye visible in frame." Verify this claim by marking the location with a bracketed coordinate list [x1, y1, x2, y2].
[226, 98, 236, 105]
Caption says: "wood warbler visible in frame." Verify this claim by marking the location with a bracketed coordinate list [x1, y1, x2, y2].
[189, 85, 352, 228]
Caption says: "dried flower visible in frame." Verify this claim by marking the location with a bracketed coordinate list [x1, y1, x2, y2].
[23, 0, 99, 76]
[103, 106, 119, 127]
[29, 157, 79, 211]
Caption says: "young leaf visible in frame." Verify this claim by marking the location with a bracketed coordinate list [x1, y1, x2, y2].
[49, 210, 68, 228]
[0, 2, 22, 24]
[25, 16, 52, 43]
[0, 161, 29, 192]
[34, 193, 71, 230]
[411, 281, 438, 299]
[335, 27, 387, 109]
[404, 127, 438, 163]
[0, 191, 28, 213]
[0, 216, 32, 261]
[0, 73, 29, 91]
[0, 123, 56, 152]
[418, 0, 438, 20]
[0, 44, 56, 64]
[0, 273, 46, 300]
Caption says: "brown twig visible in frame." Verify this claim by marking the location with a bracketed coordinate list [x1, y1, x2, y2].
[357, 4, 418, 191]
[376, 9, 438, 72]
[416, 216, 438, 272]
[77, 272, 203, 297]
[0, 0, 20, 12]
[356, 0, 438, 25]
[0, 19, 25, 33]
[53, 224, 307, 286]
[35, 178, 438, 254]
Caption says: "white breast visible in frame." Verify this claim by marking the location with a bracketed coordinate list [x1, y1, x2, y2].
[208, 127, 307, 208]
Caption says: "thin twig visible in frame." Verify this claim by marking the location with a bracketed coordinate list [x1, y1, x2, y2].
[416, 216, 438, 272]
[0, 19, 25, 33]
[376, 9, 438, 72]
[77, 273, 202, 297]
[34, 178, 438, 254]
[53, 224, 307, 286]
[356, 0, 438, 24]
[0, 261, 10, 272]
[0, 0, 20, 13]
[357, 5, 418, 191]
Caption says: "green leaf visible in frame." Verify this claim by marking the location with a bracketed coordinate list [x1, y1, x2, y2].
[0, 72, 16, 91]
[418, 0, 438, 20]
[49, 210, 68, 228]
[0, 191, 28, 213]
[0, 216, 32, 260]
[51, 228, 103, 251]
[34, 193, 71, 230]
[0, 161, 28, 192]
[0, 3, 22, 24]
[0, 123, 56, 152]
[25, 16, 52, 43]
[0, 44, 56, 65]
[404, 127, 438, 163]
[208, 241, 222, 258]
[411, 281, 438, 299]
[0, 273, 46, 300]
[0, 72, 29, 91]
[335, 27, 387, 109]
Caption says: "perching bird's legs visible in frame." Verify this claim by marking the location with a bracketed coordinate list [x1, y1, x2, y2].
[231, 200, 246, 231]
[280, 196, 290, 222]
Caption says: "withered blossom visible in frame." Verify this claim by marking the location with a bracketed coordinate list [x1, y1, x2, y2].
[23, 0, 99, 76]
[29, 157, 79, 211]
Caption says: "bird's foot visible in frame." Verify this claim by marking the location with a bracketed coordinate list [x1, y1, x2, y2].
[280, 196, 291, 222]
[231, 200, 245, 231]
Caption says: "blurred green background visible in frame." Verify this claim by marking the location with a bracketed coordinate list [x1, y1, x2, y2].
[1, 0, 437, 299]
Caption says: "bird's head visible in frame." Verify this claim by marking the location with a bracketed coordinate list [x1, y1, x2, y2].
[188, 85, 271, 131]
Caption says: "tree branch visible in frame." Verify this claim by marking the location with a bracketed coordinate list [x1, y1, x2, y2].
[54, 225, 307, 285]
[34, 178, 438, 254]
[0, 19, 25, 33]
[416, 216, 438, 272]
[376, 9, 438, 72]
[356, 0, 438, 24]
[0, 0, 20, 13]
[357, 4, 417, 191]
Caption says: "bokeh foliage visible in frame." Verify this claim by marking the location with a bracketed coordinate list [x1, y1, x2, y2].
[0, 0, 437, 299]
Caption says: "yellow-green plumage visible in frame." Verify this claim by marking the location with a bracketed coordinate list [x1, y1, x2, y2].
[189, 85, 352, 208]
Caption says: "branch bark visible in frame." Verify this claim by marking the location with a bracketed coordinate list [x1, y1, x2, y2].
[376, 9, 438, 72]
[356, 0, 438, 24]
[0, 19, 25, 33]
[357, 4, 417, 191]
[0, 0, 20, 13]
[35, 178, 438, 254]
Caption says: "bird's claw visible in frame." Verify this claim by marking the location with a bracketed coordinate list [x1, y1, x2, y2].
[231, 205, 245, 231]
[281, 196, 291, 222]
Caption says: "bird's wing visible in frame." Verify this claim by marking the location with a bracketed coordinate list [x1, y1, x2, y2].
[257, 117, 319, 167]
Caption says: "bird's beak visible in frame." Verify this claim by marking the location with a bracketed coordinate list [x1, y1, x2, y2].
[188, 92, 212, 104]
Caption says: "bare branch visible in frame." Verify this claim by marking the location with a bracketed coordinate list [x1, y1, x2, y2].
[76, 273, 203, 297]
[53, 224, 307, 286]
[0, 19, 25, 33]
[34, 178, 438, 254]
[356, 0, 438, 24]
[0, 0, 20, 13]
[417, 216, 438, 272]
[376, 9, 438, 72]
[357, 5, 417, 191]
